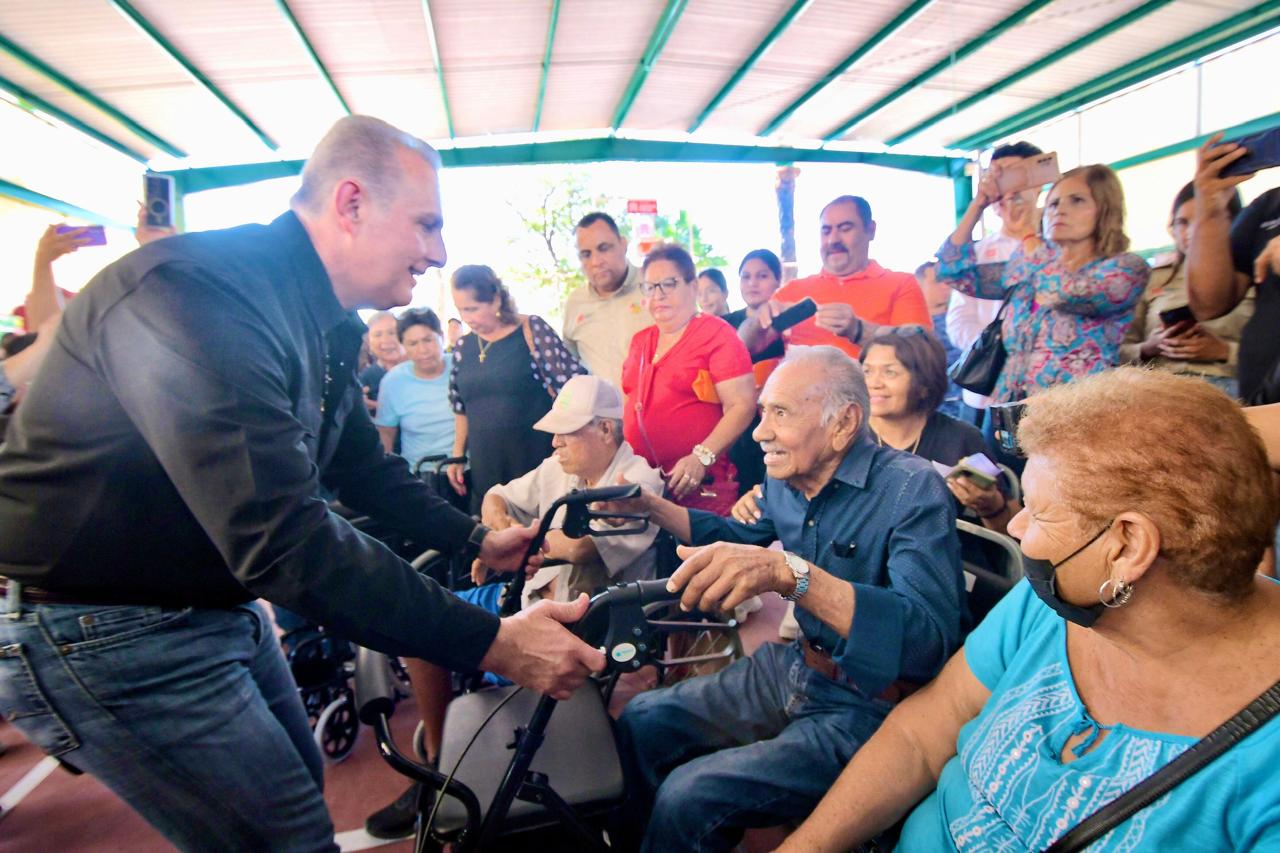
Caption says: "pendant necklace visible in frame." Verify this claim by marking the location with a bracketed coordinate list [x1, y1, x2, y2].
[876, 427, 923, 456]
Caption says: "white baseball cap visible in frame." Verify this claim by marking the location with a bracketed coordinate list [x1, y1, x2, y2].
[533, 375, 625, 435]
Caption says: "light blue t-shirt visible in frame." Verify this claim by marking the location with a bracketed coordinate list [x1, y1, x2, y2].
[899, 579, 1280, 851]
[374, 356, 456, 472]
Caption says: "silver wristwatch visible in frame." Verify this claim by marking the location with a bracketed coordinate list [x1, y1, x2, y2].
[692, 443, 716, 466]
[780, 551, 810, 602]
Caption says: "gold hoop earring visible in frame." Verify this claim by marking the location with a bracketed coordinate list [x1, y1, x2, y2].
[1098, 577, 1134, 608]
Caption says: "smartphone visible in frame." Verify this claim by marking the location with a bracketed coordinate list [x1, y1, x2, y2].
[1220, 125, 1280, 178]
[144, 173, 175, 228]
[55, 224, 106, 246]
[771, 297, 818, 333]
[989, 152, 1061, 196]
[988, 401, 1027, 457]
[1158, 305, 1196, 327]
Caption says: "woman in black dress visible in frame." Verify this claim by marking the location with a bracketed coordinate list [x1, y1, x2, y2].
[859, 326, 1020, 536]
[447, 265, 585, 513]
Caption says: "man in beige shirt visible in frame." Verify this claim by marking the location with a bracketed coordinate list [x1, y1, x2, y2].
[563, 212, 651, 385]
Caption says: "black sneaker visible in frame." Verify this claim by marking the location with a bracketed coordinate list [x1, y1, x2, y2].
[365, 782, 420, 840]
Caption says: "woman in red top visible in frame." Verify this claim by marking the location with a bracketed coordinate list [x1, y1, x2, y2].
[622, 243, 756, 515]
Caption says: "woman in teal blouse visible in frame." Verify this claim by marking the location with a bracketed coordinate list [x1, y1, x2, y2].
[936, 164, 1149, 404]
[779, 368, 1280, 852]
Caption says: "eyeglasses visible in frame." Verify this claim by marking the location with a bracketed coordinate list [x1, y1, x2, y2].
[884, 324, 928, 337]
[640, 277, 686, 297]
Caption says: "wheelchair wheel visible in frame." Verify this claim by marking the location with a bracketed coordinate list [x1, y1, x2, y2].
[315, 693, 359, 764]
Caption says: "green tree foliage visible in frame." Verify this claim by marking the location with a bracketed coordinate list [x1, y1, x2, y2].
[505, 173, 626, 307]
[507, 175, 727, 308]
[654, 209, 728, 272]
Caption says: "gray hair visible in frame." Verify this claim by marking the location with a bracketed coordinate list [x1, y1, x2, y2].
[592, 416, 625, 446]
[291, 115, 442, 212]
[772, 346, 869, 440]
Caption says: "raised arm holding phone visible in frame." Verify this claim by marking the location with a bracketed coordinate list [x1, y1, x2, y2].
[1187, 127, 1280, 404]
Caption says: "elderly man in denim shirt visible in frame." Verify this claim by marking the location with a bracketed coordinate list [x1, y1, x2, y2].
[613, 345, 964, 852]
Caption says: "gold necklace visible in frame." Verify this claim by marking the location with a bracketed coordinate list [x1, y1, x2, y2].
[876, 426, 924, 456]
[477, 336, 494, 363]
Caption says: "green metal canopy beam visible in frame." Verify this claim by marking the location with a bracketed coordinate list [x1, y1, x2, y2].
[0, 33, 186, 157]
[421, 0, 456, 138]
[955, 1, 1280, 150]
[823, 0, 1056, 142]
[0, 70, 147, 163]
[532, 0, 561, 132]
[887, 0, 1176, 146]
[274, 0, 351, 115]
[611, 0, 691, 130]
[688, 0, 816, 133]
[759, 0, 936, 137]
[162, 137, 965, 195]
[0, 177, 132, 229]
[1109, 109, 1280, 171]
[106, 0, 279, 151]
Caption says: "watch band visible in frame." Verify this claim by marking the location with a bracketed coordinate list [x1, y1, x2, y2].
[464, 522, 491, 560]
[693, 443, 717, 466]
[781, 551, 810, 602]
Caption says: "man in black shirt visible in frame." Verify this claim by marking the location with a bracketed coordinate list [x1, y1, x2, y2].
[1188, 133, 1280, 403]
[0, 116, 604, 850]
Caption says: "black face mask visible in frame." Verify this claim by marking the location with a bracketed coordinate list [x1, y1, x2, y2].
[1022, 522, 1113, 628]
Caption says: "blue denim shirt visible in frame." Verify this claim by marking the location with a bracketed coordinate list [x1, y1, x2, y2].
[688, 437, 964, 695]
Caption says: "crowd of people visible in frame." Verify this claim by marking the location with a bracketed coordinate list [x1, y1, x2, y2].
[0, 112, 1277, 852]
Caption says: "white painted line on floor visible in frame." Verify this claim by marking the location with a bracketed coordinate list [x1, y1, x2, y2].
[0, 755, 60, 819]
[335, 827, 406, 851]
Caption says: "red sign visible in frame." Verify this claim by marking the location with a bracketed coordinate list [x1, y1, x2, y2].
[627, 199, 658, 214]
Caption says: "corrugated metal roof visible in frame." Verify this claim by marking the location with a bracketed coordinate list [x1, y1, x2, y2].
[0, 0, 1272, 166]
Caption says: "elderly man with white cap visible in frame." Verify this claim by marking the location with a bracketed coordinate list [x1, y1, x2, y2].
[367, 373, 663, 838]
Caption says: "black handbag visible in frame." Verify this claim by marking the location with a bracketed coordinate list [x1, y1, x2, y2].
[947, 289, 1015, 396]
[1046, 677, 1280, 852]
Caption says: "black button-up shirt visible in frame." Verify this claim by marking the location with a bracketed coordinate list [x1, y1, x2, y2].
[0, 212, 498, 671]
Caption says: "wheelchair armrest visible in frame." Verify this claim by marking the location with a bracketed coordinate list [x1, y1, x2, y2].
[353, 646, 397, 725]
[414, 454, 468, 477]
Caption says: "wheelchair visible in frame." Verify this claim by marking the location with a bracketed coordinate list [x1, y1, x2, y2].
[411, 454, 473, 591]
[280, 622, 362, 764]
[280, 610, 414, 766]
[354, 483, 742, 851]
[276, 466, 460, 764]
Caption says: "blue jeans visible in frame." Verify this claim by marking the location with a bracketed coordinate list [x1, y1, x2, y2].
[616, 642, 890, 852]
[0, 597, 336, 852]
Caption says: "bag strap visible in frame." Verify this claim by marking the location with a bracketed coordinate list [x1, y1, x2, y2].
[1047, 678, 1280, 852]
[519, 317, 555, 400]
[992, 284, 1018, 321]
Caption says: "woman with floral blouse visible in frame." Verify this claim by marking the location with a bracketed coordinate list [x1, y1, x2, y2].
[936, 163, 1149, 404]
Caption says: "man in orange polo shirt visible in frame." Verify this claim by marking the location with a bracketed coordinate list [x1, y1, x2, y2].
[740, 195, 930, 359]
